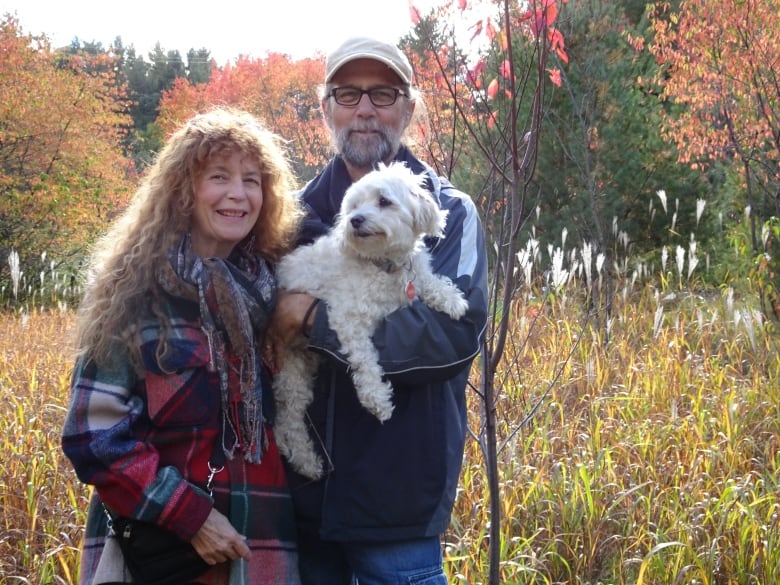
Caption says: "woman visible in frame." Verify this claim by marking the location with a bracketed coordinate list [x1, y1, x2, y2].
[62, 107, 302, 584]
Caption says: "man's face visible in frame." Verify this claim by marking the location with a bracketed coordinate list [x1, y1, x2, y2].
[323, 58, 414, 172]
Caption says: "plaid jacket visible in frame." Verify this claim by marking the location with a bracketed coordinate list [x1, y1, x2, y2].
[62, 294, 300, 584]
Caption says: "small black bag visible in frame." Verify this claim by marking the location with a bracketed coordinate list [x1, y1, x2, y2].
[111, 516, 210, 585]
[106, 427, 225, 584]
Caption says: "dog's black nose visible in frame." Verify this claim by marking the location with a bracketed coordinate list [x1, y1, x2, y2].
[350, 215, 365, 229]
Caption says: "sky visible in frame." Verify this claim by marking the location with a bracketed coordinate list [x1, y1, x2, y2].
[3, 0, 424, 64]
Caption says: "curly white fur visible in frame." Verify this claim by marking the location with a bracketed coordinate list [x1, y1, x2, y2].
[272, 162, 469, 480]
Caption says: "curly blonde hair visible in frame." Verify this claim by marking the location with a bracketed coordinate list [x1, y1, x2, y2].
[74, 107, 302, 368]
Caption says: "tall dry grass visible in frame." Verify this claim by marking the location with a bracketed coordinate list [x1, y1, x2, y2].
[1, 282, 778, 584]
[0, 310, 87, 584]
[447, 285, 779, 584]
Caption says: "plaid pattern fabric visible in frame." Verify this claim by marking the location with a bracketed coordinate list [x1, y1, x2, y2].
[62, 295, 300, 584]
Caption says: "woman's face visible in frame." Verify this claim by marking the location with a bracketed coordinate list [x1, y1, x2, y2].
[190, 150, 263, 259]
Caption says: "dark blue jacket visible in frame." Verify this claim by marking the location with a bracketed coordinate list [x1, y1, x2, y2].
[288, 148, 489, 542]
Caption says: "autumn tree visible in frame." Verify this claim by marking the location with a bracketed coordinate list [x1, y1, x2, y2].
[401, 18, 477, 181]
[156, 52, 331, 183]
[0, 16, 133, 301]
[650, 0, 780, 248]
[406, 1, 571, 582]
[90, 40, 216, 168]
[526, 0, 714, 322]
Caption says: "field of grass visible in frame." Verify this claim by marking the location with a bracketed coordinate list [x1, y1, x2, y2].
[0, 310, 86, 584]
[448, 285, 779, 584]
[1, 281, 778, 584]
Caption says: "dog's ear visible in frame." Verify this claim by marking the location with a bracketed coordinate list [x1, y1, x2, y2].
[411, 180, 447, 237]
[384, 162, 448, 237]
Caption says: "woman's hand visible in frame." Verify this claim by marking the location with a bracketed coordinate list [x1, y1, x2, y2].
[190, 508, 251, 565]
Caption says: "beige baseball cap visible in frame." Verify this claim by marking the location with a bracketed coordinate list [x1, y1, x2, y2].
[325, 37, 413, 85]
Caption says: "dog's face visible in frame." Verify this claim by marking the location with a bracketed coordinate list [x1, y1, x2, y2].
[335, 162, 447, 262]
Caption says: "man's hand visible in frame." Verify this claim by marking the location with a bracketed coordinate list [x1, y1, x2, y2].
[264, 290, 318, 372]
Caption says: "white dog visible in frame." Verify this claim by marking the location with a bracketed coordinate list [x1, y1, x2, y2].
[272, 161, 469, 480]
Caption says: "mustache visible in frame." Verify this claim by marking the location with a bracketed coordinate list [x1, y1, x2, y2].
[347, 121, 385, 134]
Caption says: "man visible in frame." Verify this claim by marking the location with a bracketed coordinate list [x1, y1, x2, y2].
[268, 36, 488, 585]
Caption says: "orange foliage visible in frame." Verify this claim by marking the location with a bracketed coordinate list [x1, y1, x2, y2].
[650, 0, 780, 175]
[0, 16, 133, 256]
[446, 0, 569, 115]
[157, 53, 331, 182]
[517, 0, 568, 83]
[406, 43, 477, 176]
[487, 78, 500, 99]
[547, 68, 562, 87]
[405, 0, 570, 175]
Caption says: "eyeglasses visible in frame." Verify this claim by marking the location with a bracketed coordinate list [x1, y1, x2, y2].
[329, 86, 408, 107]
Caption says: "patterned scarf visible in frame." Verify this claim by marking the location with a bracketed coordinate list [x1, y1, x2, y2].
[158, 235, 277, 463]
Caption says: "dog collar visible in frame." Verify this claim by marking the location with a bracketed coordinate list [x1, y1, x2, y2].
[371, 258, 404, 273]
[371, 258, 418, 300]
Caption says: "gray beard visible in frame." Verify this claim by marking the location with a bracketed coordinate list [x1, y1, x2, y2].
[335, 126, 402, 170]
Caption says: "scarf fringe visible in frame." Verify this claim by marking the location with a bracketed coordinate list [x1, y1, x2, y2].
[161, 235, 276, 464]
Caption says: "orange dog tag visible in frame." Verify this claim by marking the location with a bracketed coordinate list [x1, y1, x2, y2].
[405, 281, 416, 300]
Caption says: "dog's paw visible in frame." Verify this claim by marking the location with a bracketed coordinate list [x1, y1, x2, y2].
[274, 408, 325, 480]
[442, 293, 469, 320]
[296, 456, 325, 481]
[279, 437, 325, 480]
[362, 390, 395, 422]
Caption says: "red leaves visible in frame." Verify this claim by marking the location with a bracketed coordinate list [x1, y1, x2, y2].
[499, 59, 512, 79]
[484, 60, 514, 98]
[487, 78, 499, 99]
[447, 0, 571, 107]
[468, 59, 487, 90]
[485, 19, 497, 43]
[487, 110, 497, 130]
[409, 0, 421, 26]
[548, 27, 568, 63]
[517, 0, 569, 65]
[519, 0, 558, 38]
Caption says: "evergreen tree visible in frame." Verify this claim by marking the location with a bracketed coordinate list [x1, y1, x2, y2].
[528, 0, 708, 262]
[186, 48, 212, 84]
